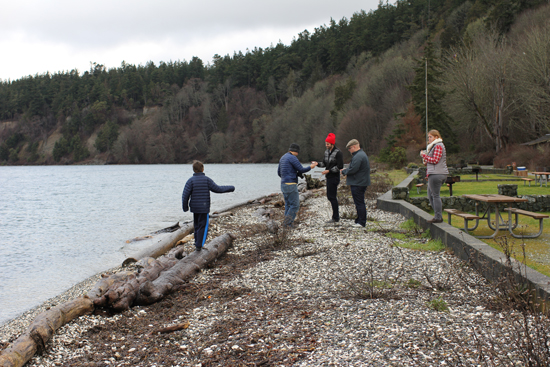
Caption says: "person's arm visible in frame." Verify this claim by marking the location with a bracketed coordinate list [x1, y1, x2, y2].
[181, 181, 192, 212]
[342, 155, 360, 176]
[290, 154, 313, 174]
[208, 178, 235, 193]
[422, 145, 443, 164]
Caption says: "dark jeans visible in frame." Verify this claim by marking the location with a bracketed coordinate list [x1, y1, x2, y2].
[350, 185, 367, 226]
[193, 213, 210, 249]
[326, 176, 340, 221]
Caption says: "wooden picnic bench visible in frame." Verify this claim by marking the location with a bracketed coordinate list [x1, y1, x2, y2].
[444, 209, 480, 234]
[415, 183, 424, 194]
[521, 178, 534, 186]
[503, 208, 549, 238]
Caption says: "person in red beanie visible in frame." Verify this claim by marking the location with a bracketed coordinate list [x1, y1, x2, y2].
[316, 133, 344, 223]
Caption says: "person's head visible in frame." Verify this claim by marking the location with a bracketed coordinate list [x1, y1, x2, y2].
[325, 133, 336, 150]
[289, 143, 300, 156]
[346, 139, 360, 153]
[428, 130, 441, 142]
[192, 160, 204, 173]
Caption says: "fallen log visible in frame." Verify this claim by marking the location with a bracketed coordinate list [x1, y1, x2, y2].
[0, 297, 93, 367]
[86, 271, 134, 300]
[94, 255, 180, 311]
[137, 233, 235, 305]
[122, 222, 194, 266]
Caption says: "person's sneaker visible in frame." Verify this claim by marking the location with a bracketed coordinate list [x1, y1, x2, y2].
[195, 247, 202, 251]
[427, 218, 443, 223]
[352, 223, 364, 228]
[326, 219, 339, 224]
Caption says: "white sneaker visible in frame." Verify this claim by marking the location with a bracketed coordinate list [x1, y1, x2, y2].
[352, 223, 364, 228]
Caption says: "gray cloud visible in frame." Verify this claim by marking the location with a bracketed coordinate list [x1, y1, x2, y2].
[1, 0, 380, 80]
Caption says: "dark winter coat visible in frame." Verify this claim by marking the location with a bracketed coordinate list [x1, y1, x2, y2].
[277, 152, 312, 184]
[317, 147, 344, 179]
[342, 148, 371, 187]
[182, 172, 235, 213]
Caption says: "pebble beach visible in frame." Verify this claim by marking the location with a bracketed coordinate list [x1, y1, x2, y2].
[1, 189, 545, 366]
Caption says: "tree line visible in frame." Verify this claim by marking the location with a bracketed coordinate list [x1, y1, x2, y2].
[0, 0, 548, 165]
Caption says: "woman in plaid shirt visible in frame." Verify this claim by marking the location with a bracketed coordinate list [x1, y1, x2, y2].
[420, 130, 449, 223]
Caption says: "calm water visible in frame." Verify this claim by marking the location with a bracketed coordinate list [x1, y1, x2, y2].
[0, 164, 281, 325]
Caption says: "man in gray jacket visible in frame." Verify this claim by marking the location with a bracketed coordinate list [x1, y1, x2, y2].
[341, 139, 370, 227]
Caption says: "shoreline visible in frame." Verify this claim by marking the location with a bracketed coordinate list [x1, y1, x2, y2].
[1, 191, 542, 366]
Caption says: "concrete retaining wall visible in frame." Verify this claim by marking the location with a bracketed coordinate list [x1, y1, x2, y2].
[378, 171, 550, 303]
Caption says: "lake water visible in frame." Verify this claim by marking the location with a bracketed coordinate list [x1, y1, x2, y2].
[0, 164, 281, 325]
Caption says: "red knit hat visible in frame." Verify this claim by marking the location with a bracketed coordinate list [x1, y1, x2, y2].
[325, 133, 336, 145]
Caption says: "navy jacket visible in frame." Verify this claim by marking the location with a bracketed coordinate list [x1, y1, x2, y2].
[277, 152, 312, 184]
[342, 149, 371, 187]
[182, 173, 235, 213]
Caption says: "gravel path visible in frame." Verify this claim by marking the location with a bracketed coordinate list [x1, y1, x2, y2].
[1, 189, 547, 366]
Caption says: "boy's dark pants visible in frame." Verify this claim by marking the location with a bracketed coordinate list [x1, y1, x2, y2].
[326, 176, 340, 221]
[193, 213, 210, 250]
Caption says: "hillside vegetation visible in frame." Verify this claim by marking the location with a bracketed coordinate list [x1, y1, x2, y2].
[0, 0, 549, 166]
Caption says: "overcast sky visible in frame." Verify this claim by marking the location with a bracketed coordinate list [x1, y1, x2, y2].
[0, 0, 382, 82]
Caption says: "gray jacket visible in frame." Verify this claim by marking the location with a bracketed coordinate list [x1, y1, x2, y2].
[342, 149, 371, 187]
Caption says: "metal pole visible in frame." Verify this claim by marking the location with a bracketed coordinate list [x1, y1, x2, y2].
[425, 57, 428, 145]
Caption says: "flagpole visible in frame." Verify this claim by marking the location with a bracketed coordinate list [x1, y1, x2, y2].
[425, 57, 428, 145]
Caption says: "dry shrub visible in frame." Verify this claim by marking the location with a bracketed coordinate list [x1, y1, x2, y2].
[366, 173, 394, 200]
[494, 144, 550, 170]
[477, 150, 496, 165]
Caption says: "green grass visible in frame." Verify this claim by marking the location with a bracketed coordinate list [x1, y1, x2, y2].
[427, 297, 449, 312]
[405, 174, 550, 277]
[384, 219, 446, 252]
[378, 169, 409, 186]
[410, 174, 550, 198]
[445, 213, 550, 277]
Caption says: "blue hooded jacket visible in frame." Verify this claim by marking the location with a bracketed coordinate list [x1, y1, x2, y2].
[182, 173, 235, 213]
[277, 152, 312, 184]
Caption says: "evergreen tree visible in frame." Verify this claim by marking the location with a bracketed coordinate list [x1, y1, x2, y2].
[407, 41, 457, 152]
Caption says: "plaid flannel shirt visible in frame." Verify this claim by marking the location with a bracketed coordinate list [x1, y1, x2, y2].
[422, 145, 442, 164]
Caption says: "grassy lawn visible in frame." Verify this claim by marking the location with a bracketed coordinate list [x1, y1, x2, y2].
[409, 175, 550, 198]
[408, 176, 550, 277]
[376, 169, 409, 186]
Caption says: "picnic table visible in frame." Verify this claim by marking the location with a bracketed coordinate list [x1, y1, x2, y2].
[457, 194, 532, 239]
[531, 172, 550, 187]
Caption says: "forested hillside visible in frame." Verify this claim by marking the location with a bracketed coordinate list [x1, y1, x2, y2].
[0, 0, 548, 166]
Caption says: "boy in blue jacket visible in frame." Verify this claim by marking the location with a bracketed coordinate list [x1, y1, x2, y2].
[182, 161, 235, 251]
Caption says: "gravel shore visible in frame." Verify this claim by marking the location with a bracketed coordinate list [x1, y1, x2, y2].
[1, 189, 546, 366]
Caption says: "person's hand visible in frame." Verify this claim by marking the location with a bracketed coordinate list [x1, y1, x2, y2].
[420, 150, 426, 157]
[322, 170, 329, 175]
[310, 161, 318, 169]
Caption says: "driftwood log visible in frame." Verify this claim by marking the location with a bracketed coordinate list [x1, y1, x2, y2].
[93, 256, 180, 311]
[137, 233, 235, 304]
[0, 297, 93, 367]
[122, 222, 194, 266]
[92, 232, 234, 310]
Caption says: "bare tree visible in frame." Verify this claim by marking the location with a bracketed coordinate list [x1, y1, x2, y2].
[444, 31, 521, 153]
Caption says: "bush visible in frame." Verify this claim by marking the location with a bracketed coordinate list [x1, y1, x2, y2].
[493, 144, 550, 170]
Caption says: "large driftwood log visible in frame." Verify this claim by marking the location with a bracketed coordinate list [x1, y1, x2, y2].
[93, 256, 180, 311]
[137, 233, 235, 305]
[122, 222, 194, 266]
[0, 297, 93, 367]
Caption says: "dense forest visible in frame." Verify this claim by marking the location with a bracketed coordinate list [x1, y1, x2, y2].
[1, 0, 549, 167]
